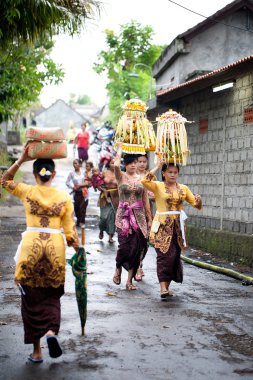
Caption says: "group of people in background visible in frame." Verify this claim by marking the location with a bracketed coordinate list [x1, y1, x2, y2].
[66, 138, 202, 297]
[0, 122, 202, 364]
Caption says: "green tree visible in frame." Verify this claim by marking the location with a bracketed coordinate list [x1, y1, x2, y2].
[69, 94, 92, 105]
[0, 37, 64, 122]
[0, 0, 100, 122]
[77, 94, 92, 105]
[0, 0, 100, 47]
[93, 21, 162, 125]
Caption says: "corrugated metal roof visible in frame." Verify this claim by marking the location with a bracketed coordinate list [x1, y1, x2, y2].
[157, 55, 253, 97]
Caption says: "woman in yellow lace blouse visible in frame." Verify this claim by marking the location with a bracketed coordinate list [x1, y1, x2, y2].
[141, 161, 202, 299]
[0, 147, 80, 363]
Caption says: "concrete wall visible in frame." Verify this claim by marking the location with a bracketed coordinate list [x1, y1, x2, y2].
[155, 9, 253, 87]
[156, 70, 253, 265]
[175, 71, 253, 234]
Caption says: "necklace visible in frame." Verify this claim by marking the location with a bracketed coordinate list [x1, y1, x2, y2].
[125, 173, 139, 180]
[165, 182, 177, 192]
[125, 173, 140, 189]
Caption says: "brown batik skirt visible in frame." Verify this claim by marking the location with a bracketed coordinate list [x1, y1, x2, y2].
[116, 228, 148, 277]
[21, 285, 64, 344]
[155, 229, 183, 283]
[74, 191, 88, 224]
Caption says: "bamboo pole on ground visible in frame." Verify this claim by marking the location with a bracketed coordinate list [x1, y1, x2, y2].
[181, 255, 253, 285]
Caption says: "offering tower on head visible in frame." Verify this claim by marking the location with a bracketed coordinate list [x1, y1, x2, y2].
[114, 98, 156, 155]
[155, 109, 191, 165]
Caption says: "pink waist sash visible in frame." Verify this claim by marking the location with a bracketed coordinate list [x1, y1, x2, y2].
[118, 200, 144, 236]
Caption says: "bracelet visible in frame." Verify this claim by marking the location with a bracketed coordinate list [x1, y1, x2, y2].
[15, 161, 21, 168]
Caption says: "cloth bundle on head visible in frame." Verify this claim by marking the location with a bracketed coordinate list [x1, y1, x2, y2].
[114, 98, 156, 154]
[25, 127, 67, 159]
[155, 109, 191, 165]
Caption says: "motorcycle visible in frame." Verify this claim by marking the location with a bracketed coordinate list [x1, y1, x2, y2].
[90, 121, 115, 168]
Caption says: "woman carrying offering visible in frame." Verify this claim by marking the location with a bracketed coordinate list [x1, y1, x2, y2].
[0, 147, 80, 363]
[113, 143, 152, 291]
[66, 159, 87, 227]
[141, 161, 202, 299]
[94, 159, 119, 244]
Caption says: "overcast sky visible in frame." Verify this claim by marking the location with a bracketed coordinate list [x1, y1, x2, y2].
[39, 0, 233, 108]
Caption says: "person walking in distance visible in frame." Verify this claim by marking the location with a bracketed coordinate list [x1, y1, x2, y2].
[74, 122, 90, 164]
[66, 159, 88, 227]
[93, 159, 119, 244]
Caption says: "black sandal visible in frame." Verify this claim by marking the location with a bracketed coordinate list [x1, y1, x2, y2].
[46, 336, 62, 358]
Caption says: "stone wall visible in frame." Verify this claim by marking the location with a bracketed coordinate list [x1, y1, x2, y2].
[158, 70, 253, 265]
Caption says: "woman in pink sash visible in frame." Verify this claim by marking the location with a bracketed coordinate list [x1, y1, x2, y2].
[113, 143, 152, 291]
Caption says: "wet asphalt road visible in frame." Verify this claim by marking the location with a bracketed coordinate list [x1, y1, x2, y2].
[0, 159, 253, 380]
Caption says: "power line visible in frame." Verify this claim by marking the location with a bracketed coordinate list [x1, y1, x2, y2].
[167, 0, 253, 34]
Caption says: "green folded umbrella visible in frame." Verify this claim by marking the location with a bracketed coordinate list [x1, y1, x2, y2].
[68, 247, 87, 336]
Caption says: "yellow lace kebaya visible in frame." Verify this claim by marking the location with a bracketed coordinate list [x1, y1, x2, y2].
[141, 172, 202, 253]
[1, 179, 79, 288]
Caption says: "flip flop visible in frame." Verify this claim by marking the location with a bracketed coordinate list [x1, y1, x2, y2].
[26, 354, 43, 364]
[134, 274, 142, 282]
[160, 290, 173, 299]
[113, 272, 121, 285]
[126, 284, 137, 291]
[46, 336, 62, 358]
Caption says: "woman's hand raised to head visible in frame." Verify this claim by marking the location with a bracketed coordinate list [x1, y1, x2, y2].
[19, 145, 32, 163]
[149, 158, 164, 175]
[158, 159, 166, 169]
[115, 140, 123, 150]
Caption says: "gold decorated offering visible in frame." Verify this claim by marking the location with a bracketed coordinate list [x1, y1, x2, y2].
[114, 98, 156, 154]
[155, 109, 190, 165]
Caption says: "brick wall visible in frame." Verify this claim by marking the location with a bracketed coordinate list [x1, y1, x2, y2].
[173, 71, 253, 235]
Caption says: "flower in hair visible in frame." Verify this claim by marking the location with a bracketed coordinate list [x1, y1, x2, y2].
[39, 168, 52, 176]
